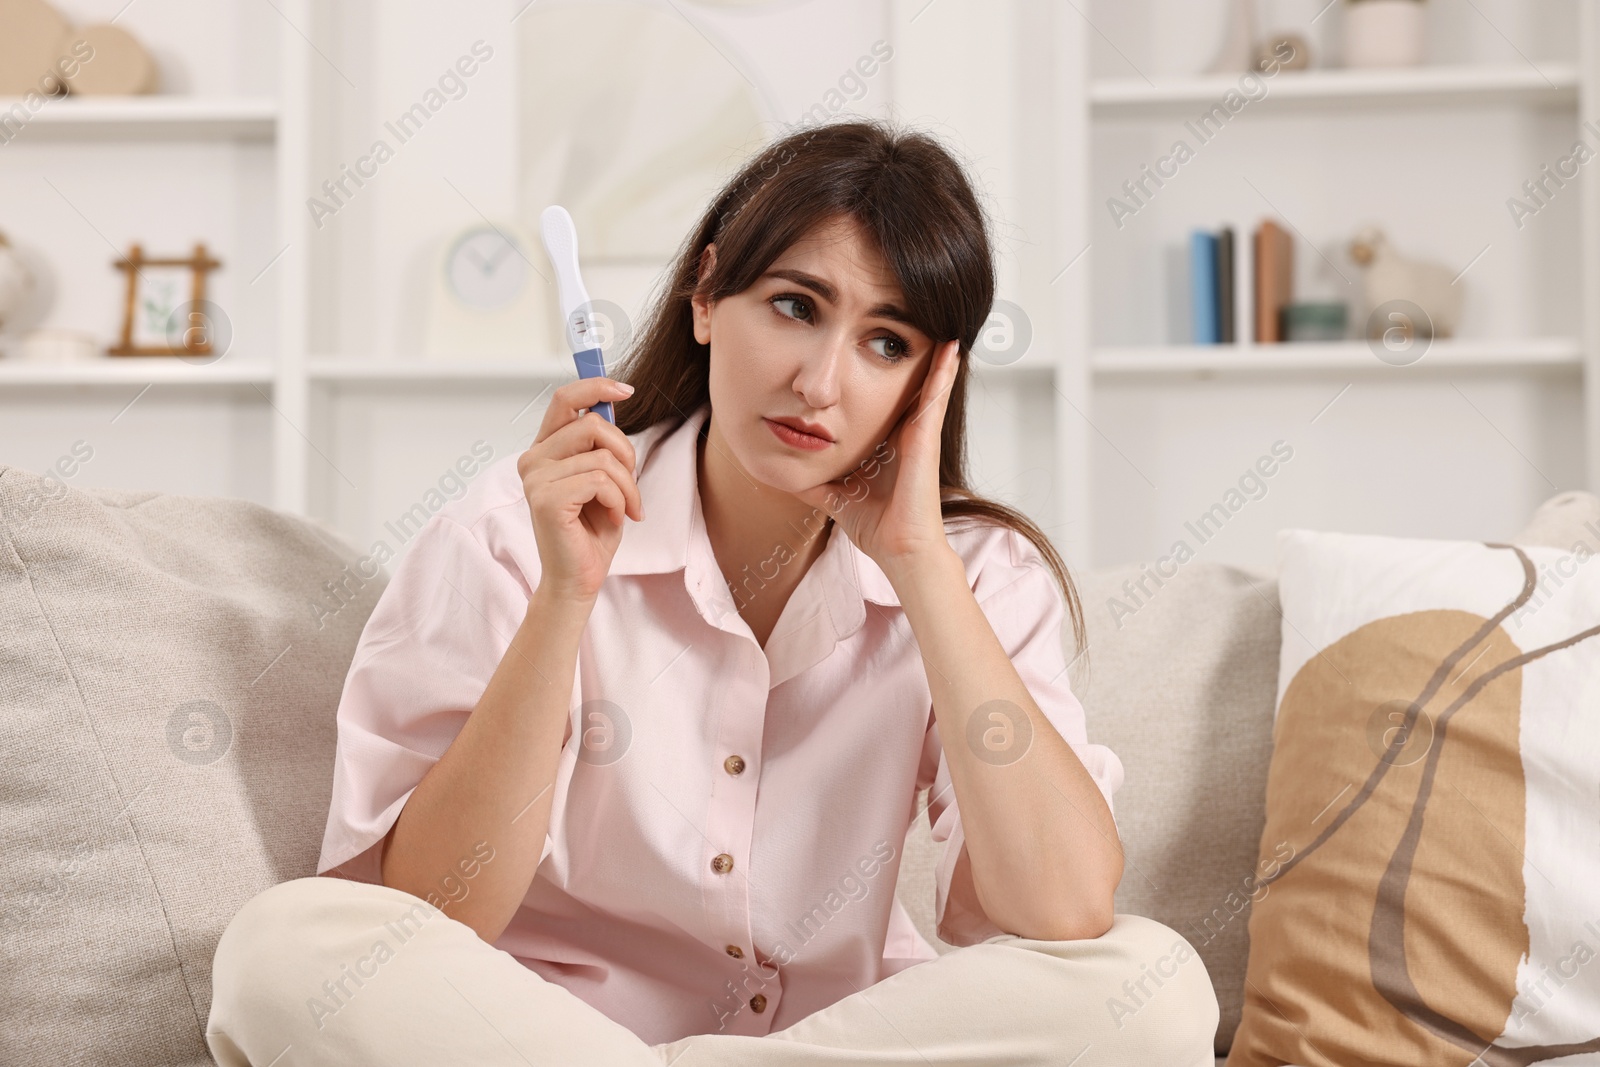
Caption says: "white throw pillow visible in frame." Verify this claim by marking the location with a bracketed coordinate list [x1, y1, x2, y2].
[1228, 520, 1600, 1067]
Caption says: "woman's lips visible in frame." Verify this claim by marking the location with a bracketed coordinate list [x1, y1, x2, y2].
[764, 417, 832, 451]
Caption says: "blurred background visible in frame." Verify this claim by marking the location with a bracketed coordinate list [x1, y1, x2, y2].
[0, 0, 1593, 575]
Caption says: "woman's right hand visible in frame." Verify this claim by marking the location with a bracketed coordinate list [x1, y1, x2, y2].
[517, 377, 643, 604]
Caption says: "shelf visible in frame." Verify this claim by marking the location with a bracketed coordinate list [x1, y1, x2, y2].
[1092, 338, 1583, 376]
[0, 356, 1056, 393]
[0, 96, 277, 141]
[1091, 63, 1580, 116]
[0, 358, 275, 386]
[310, 359, 575, 385]
[970, 359, 1057, 378]
[308, 358, 1058, 386]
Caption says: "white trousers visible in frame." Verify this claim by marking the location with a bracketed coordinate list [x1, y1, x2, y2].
[206, 876, 1219, 1066]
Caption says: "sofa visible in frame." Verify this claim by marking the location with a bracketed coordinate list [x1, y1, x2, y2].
[4, 459, 1594, 1066]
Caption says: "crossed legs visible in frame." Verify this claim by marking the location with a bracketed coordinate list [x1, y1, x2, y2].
[207, 876, 1218, 1067]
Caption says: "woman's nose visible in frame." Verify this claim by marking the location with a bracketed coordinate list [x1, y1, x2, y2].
[791, 332, 847, 407]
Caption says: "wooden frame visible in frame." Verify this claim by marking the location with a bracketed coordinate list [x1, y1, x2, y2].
[108, 243, 222, 356]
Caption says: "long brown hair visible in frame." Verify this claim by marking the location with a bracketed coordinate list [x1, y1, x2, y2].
[610, 118, 1088, 668]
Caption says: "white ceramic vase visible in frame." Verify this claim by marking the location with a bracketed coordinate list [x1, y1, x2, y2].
[0, 238, 36, 333]
[1344, 0, 1427, 68]
[19, 329, 99, 364]
[1206, 0, 1260, 74]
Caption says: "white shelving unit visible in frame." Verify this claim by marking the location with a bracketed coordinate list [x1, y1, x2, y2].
[3, 0, 1594, 573]
[1093, 337, 1585, 376]
[0, 95, 278, 139]
[307, 360, 572, 385]
[1091, 62, 1582, 111]
[1073, 0, 1599, 567]
[0, 1, 287, 506]
[0, 359, 274, 385]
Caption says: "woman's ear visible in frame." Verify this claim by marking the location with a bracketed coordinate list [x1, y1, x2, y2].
[690, 243, 718, 346]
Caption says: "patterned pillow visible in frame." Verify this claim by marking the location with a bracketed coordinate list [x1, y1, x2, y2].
[1226, 512, 1600, 1067]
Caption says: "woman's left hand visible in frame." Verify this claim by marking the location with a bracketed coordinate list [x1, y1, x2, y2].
[793, 339, 961, 573]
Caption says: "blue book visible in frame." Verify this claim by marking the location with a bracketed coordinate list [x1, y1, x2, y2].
[1190, 230, 1219, 345]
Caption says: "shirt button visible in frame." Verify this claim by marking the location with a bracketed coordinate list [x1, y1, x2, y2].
[750, 994, 767, 1013]
[724, 754, 746, 775]
[711, 853, 734, 874]
[725, 944, 744, 958]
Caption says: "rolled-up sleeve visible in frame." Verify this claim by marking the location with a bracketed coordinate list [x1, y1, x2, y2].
[919, 532, 1124, 946]
[316, 514, 550, 884]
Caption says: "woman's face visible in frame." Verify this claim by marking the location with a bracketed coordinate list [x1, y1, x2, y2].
[691, 215, 940, 495]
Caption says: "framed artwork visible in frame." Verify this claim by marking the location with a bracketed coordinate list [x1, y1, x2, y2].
[109, 243, 222, 356]
[515, 2, 770, 262]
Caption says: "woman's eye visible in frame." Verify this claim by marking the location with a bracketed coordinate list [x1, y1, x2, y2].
[868, 335, 910, 362]
[771, 295, 812, 322]
[770, 294, 910, 363]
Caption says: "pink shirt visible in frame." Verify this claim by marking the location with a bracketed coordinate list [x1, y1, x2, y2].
[317, 398, 1123, 1046]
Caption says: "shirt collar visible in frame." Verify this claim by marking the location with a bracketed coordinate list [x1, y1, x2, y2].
[609, 400, 901, 611]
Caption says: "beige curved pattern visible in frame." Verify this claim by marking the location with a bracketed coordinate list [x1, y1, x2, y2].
[1229, 543, 1600, 1067]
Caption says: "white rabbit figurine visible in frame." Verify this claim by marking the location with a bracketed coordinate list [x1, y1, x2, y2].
[1349, 226, 1462, 339]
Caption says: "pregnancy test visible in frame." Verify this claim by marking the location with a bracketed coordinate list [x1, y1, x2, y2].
[539, 204, 614, 425]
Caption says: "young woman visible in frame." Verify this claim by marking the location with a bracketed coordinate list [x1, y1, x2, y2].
[207, 119, 1219, 1066]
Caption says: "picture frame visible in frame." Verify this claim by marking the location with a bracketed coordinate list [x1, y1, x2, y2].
[109, 243, 222, 356]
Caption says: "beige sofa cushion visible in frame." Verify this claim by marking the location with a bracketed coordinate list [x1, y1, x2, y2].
[0, 466, 383, 1067]
[1073, 561, 1282, 1056]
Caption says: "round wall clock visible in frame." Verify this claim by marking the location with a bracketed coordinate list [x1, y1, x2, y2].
[444, 225, 531, 311]
[423, 221, 549, 361]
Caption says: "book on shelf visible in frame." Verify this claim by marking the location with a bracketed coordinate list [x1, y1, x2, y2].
[1253, 218, 1294, 343]
[1186, 218, 1296, 346]
[1190, 230, 1219, 345]
[1216, 227, 1235, 344]
[1188, 226, 1236, 345]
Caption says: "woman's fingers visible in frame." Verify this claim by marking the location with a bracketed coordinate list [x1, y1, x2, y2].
[542, 448, 643, 522]
[572, 470, 627, 531]
[536, 389, 638, 473]
[537, 377, 635, 447]
[537, 417, 642, 520]
[915, 341, 958, 418]
[535, 466, 627, 529]
[512, 376, 641, 600]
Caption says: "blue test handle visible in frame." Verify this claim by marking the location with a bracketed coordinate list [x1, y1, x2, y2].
[573, 345, 614, 424]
